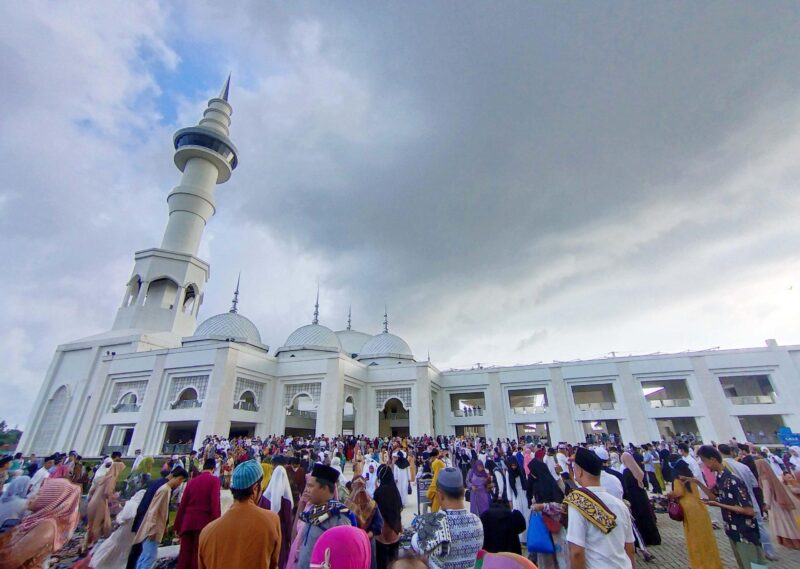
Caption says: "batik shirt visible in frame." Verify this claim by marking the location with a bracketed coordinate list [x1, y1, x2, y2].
[430, 509, 484, 569]
[715, 469, 760, 545]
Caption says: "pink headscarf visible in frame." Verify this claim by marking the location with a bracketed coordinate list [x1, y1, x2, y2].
[310, 526, 371, 569]
[522, 447, 533, 477]
[19, 478, 81, 550]
[621, 452, 644, 488]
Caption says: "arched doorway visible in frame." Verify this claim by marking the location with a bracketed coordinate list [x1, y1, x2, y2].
[379, 397, 409, 438]
[286, 393, 317, 437]
[342, 395, 356, 435]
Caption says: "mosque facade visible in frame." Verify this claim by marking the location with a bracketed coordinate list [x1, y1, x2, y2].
[17, 80, 800, 457]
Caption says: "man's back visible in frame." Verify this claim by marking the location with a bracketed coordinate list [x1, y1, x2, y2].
[199, 501, 281, 569]
[566, 487, 634, 569]
[430, 508, 484, 569]
[175, 472, 221, 533]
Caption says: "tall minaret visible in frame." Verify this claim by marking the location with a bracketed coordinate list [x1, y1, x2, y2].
[112, 76, 239, 337]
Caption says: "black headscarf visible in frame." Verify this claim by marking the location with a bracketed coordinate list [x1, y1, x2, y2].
[526, 459, 564, 504]
[374, 464, 403, 534]
[394, 450, 410, 469]
[506, 458, 526, 497]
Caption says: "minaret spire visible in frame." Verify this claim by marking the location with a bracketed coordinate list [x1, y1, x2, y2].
[219, 73, 231, 102]
[347, 305, 352, 330]
[230, 272, 241, 313]
[312, 287, 320, 325]
[383, 305, 389, 333]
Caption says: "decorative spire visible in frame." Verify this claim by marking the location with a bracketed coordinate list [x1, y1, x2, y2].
[312, 287, 320, 325]
[347, 305, 352, 331]
[230, 272, 241, 313]
[383, 305, 389, 333]
[219, 73, 231, 102]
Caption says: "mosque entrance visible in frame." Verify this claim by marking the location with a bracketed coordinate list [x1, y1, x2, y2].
[379, 398, 410, 438]
[286, 394, 317, 437]
[342, 396, 356, 436]
[162, 421, 198, 455]
[228, 422, 256, 439]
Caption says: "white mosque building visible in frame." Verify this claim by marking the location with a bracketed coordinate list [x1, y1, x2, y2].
[18, 79, 800, 458]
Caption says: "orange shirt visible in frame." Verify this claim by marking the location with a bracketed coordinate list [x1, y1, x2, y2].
[199, 500, 281, 569]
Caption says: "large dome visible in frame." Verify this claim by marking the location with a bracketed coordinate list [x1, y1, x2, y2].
[277, 324, 342, 355]
[335, 329, 372, 356]
[194, 312, 262, 344]
[357, 332, 414, 360]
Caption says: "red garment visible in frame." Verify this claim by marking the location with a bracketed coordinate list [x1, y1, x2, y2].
[534, 448, 546, 461]
[175, 472, 222, 569]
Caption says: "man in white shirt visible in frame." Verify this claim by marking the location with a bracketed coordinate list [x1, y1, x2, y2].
[556, 445, 570, 478]
[131, 449, 144, 472]
[30, 455, 54, 495]
[593, 447, 624, 501]
[566, 447, 635, 569]
[544, 448, 560, 481]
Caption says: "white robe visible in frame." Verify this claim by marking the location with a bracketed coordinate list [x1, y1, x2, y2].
[392, 453, 411, 507]
[90, 489, 145, 569]
[509, 475, 528, 543]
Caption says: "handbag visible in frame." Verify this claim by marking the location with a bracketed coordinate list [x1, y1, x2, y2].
[408, 481, 413, 495]
[667, 499, 684, 522]
[527, 511, 555, 554]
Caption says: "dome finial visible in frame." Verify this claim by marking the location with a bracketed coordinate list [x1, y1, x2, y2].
[312, 286, 320, 325]
[230, 272, 241, 313]
[383, 305, 389, 333]
[219, 73, 231, 102]
[347, 305, 352, 331]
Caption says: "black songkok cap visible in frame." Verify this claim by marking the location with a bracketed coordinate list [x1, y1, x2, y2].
[311, 463, 340, 484]
[574, 447, 602, 476]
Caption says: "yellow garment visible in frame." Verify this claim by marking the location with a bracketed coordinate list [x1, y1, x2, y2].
[654, 463, 665, 491]
[673, 480, 724, 569]
[261, 463, 273, 492]
[426, 458, 446, 513]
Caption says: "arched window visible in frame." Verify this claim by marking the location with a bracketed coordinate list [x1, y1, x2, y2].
[172, 387, 200, 409]
[235, 390, 258, 411]
[183, 285, 197, 314]
[32, 385, 69, 455]
[114, 392, 140, 413]
[144, 277, 180, 309]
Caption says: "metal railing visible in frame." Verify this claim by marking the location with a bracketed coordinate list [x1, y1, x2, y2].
[510, 405, 548, 415]
[101, 445, 128, 456]
[385, 412, 409, 420]
[162, 443, 193, 455]
[233, 400, 258, 411]
[112, 403, 141, 413]
[728, 395, 775, 405]
[451, 409, 484, 417]
[171, 399, 202, 410]
[648, 398, 691, 408]
[287, 409, 317, 419]
[575, 402, 615, 411]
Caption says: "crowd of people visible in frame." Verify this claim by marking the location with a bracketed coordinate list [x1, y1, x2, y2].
[1, 433, 799, 569]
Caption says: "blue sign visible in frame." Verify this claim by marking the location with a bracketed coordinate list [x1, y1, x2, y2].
[778, 427, 800, 446]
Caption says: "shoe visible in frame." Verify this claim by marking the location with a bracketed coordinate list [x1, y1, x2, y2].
[766, 554, 780, 562]
[643, 553, 656, 562]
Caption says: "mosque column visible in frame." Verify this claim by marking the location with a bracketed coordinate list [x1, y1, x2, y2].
[614, 361, 654, 443]
[547, 366, 576, 443]
[317, 357, 345, 436]
[411, 366, 433, 437]
[195, 348, 238, 448]
[486, 371, 508, 439]
[690, 356, 732, 441]
[128, 353, 169, 456]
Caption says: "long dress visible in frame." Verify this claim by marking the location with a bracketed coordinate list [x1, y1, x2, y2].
[262, 497, 294, 569]
[86, 463, 121, 547]
[89, 490, 146, 569]
[672, 480, 723, 569]
[508, 476, 529, 545]
[762, 475, 800, 548]
[622, 469, 661, 546]
[467, 470, 491, 517]
[392, 454, 411, 508]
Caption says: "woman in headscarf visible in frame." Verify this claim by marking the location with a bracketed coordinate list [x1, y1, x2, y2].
[505, 459, 528, 546]
[525, 458, 564, 506]
[667, 460, 723, 569]
[522, 445, 533, 477]
[392, 449, 411, 507]
[621, 451, 661, 546]
[0, 475, 31, 525]
[790, 446, 800, 472]
[0, 478, 81, 569]
[374, 465, 403, 569]
[89, 488, 146, 569]
[261, 465, 295, 569]
[260, 459, 274, 493]
[353, 447, 366, 478]
[364, 462, 379, 498]
[346, 476, 384, 569]
[467, 460, 491, 517]
[86, 461, 125, 549]
[310, 525, 371, 569]
[756, 457, 800, 548]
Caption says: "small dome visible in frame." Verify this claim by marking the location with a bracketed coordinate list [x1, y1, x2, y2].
[335, 330, 372, 356]
[194, 312, 262, 344]
[277, 324, 342, 355]
[357, 332, 413, 360]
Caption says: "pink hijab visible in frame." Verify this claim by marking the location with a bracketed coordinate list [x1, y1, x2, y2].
[621, 452, 644, 488]
[310, 526, 371, 569]
[522, 447, 533, 477]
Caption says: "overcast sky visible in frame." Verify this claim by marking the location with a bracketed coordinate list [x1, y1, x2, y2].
[2, 2, 800, 429]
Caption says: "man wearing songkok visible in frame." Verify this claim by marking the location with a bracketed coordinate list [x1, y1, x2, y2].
[593, 447, 623, 501]
[565, 447, 635, 569]
[413, 467, 484, 569]
[296, 463, 355, 569]
[199, 459, 281, 569]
